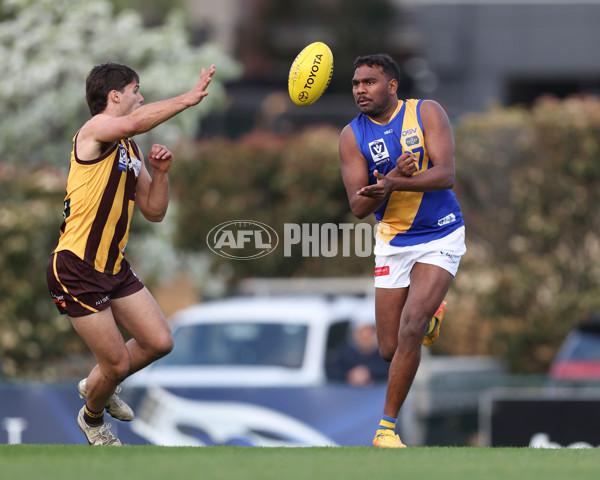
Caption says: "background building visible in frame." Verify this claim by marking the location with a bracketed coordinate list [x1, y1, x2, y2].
[187, 0, 600, 135]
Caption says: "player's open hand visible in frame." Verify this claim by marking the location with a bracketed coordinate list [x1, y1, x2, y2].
[357, 170, 393, 199]
[147, 144, 173, 173]
[189, 64, 216, 106]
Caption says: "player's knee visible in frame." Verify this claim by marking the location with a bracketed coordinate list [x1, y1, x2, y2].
[398, 314, 429, 344]
[161, 334, 174, 357]
[105, 359, 131, 384]
[379, 348, 395, 363]
[378, 340, 397, 362]
[152, 333, 174, 359]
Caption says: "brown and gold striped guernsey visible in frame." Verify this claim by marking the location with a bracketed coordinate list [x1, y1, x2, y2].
[54, 133, 142, 274]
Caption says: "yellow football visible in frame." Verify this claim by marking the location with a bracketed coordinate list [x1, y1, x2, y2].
[288, 42, 334, 106]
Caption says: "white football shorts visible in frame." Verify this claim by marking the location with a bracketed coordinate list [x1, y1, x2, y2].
[374, 226, 466, 289]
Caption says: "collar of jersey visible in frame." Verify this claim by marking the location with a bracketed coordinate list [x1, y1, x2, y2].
[367, 101, 402, 125]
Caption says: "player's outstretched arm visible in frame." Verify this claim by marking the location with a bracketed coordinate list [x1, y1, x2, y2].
[91, 65, 216, 144]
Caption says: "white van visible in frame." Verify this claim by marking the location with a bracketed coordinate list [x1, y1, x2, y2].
[126, 295, 373, 388]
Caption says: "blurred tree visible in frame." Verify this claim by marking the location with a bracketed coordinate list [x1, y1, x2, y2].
[447, 95, 600, 373]
[0, 0, 241, 167]
[0, 165, 75, 378]
[170, 125, 375, 286]
[0, 0, 239, 378]
[110, 0, 185, 26]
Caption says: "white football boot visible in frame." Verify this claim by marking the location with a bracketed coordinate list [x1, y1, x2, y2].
[77, 407, 122, 446]
[78, 378, 134, 421]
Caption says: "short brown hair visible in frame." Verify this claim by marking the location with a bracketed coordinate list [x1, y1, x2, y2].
[85, 63, 139, 115]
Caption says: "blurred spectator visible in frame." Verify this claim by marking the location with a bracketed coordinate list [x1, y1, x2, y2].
[327, 311, 389, 386]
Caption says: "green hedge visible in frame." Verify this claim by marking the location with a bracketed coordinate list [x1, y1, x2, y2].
[3, 96, 600, 377]
[450, 95, 600, 372]
[170, 125, 374, 281]
[0, 165, 78, 377]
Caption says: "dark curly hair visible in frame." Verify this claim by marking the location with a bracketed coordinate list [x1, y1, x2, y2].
[353, 54, 400, 83]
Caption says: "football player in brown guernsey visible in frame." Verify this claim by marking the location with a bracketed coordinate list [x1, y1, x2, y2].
[46, 62, 215, 445]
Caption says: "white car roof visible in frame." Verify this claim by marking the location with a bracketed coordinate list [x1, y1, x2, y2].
[170, 295, 371, 327]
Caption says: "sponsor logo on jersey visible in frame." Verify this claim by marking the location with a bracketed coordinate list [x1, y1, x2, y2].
[117, 145, 142, 177]
[405, 135, 419, 147]
[437, 213, 456, 226]
[129, 156, 142, 177]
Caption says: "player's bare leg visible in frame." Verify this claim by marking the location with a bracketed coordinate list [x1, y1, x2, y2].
[81, 288, 173, 415]
[70, 308, 130, 444]
[373, 263, 453, 447]
[93, 287, 173, 378]
[73, 288, 172, 443]
[115, 288, 173, 374]
[70, 309, 131, 414]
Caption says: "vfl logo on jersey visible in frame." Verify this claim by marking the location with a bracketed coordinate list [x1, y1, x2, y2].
[369, 138, 391, 166]
[117, 144, 128, 172]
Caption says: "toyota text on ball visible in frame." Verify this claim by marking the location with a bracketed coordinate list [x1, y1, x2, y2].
[303, 55, 324, 90]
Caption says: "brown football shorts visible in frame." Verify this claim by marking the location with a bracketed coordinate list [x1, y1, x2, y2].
[46, 250, 144, 317]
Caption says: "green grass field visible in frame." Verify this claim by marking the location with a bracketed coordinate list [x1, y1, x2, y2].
[0, 445, 598, 480]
